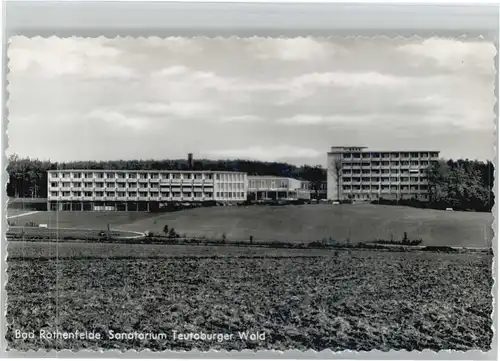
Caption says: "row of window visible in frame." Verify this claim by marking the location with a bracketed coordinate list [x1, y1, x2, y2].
[50, 191, 247, 198]
[343, 185, 428, 191]
[50, 172, 244, 181]
[342, 177, 427, 183]
[342, 152, 438, 159]
[248, 180, 290, 189]
[347, 194, 429, 200]
[50, 182, 243, 190]
[342, 169, 427, 175]
[341, 161, 431, 167]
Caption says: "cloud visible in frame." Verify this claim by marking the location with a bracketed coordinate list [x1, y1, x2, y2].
[217, 115, 264, 123]
[398, 38, 497, 74]
[247, 37, 340, 61]
[206, 145, 322, 161]
[130, 101, 218, 118]
[8, 37, 136, 80]
[291, 72, 407, 88]
[85, 109, 150, 130]
[277, 114, 377, 125]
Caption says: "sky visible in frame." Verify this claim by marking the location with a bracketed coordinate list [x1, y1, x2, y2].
[7, 36, 497, 166]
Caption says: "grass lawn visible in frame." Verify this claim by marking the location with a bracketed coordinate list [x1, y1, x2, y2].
[124, 204, 493, 247]
[7, 204, 493, 247]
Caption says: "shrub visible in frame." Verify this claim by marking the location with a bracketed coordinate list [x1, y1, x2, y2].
[168, 228, 179, 239]
[163, 225, 169, 234]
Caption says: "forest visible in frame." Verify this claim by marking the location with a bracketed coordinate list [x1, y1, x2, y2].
[6, 154, 494, 212]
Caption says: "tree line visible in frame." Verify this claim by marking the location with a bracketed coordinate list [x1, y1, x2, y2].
[427, 159, 494, 212]
[7, 154, 494, 212]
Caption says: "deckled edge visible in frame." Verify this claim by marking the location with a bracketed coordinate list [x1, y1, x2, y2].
[2, 34, 498, 360]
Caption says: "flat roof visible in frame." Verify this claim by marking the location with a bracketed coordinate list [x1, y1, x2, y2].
[47, 169, 246, 174]
[328, 150, 440, 154]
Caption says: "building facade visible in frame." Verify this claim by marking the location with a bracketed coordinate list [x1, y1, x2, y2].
[300, 180, 327, 200]
[47, 170, 247, 211]
[247, 176, 311, 201]
[327, 146, 440, 202]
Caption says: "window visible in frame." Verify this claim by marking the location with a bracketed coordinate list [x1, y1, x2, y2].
[62, 182, 70, 187]
[106, 182, 115, 188]
[95, 182, 104, 188]
[117, 192, 126, 197]
[61, 173, 68, 178]
[117, 182, 126, 188]
[150, 183, 159, 188]
[161, 192, 169, 197]
[62, 191, 70, 196]
[84, 192, 93, 197]
[139, 192, 148, 197]
[390, 161, 399, 166]
[150, 192, 159, 197]
[128, 192, 137, 197]
[51, 182, 58, 188]
[117, 173, 125, 178]
[128, 173, 137, 179]
[73, 191, 81, 197]
[410, 152, 419, 158]
[50, 173, 58, 178]
[161, 173, 170, 179]
[421, 152, 428, 157]
[84, 173, 93, 178]
[139, 174, 148, 179]
[151, 174, 159, 179]
[51, 191, 58, 197]
[206, 174, 213, 180]
[391, 177, 398, 182]
[390, 169, 398, 174]
[72, 182, 82, 187]
[73, 172, 82, 178]
[106, 192, 115, 197]
[95, 191, 104, 197]
[96, 173, 104, 178]
[371, 177, 380, 182]
[128, 183, 137, 188]
[195, 192, 202, 197]
[216, 192, 220, 197]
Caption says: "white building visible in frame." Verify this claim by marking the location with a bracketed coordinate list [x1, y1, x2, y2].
[327, 146, 440, 202]
[247, 176, 311, 201]
[47, 170, 247, 211]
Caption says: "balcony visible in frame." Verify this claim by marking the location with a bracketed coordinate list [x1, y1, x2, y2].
[126, 178, 138, 182]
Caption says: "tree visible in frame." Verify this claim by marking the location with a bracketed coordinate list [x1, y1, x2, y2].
[163, 225, 169, 235]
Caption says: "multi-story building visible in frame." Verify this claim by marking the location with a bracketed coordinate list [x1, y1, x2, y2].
[327, 146, 440, 202]
[247, 176, 311, 201]
[47, 170, 247, 211]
